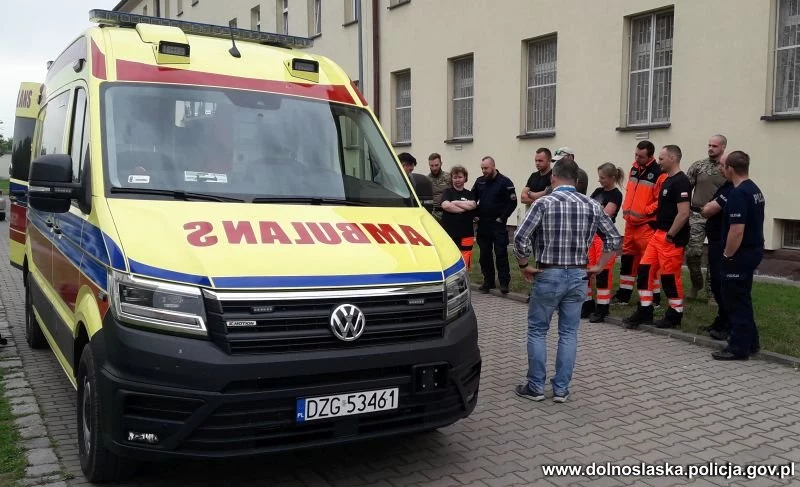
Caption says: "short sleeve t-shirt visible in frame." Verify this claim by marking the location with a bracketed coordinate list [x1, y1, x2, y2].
[705, 181, 733, 242]
[525, 169, 552, 195]
[590, 187, 623, 222]
[656, 172, 692, 246]
[723, 179, 765, 249]
[440, 187, 476, 241]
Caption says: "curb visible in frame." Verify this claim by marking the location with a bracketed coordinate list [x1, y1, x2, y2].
[469, 282, 800, 370]
[0, 309, 67, 486]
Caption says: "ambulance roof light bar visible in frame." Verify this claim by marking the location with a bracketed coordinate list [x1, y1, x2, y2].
[88, 9, 313, 50]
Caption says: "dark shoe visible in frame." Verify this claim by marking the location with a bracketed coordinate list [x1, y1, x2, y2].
[479, 283, 495, 293]
[709, 329, 729, 341]
[652, 293, 662, 308]
[500, 285, 509, 294]
[553, 392, 569, 403]
[514, 384, 545, 402]
[623, 306, 653, 329]
[712, 349, 749, 361]
[751, 341, 761, 354]
[581, 300, 595, 319]
[654, 308, 682, 329]
[588, 303, 608, 323]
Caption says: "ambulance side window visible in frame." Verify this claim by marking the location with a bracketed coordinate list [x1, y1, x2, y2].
[38, 91, 71, 158]
[68, 88, 88, 183]
[338, 114, 374, 181]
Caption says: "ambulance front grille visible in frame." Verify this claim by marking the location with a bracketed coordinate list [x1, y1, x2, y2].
[203, 290, 447, 355]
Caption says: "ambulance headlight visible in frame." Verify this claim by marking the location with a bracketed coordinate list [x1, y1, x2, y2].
[110, 271, 207, 337]
[445, 268, 471, 321]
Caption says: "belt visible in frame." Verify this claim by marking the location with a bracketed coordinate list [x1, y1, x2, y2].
[537, 263, 586, 269]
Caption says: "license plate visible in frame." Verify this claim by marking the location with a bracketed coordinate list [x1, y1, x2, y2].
[295, 388, 399, 423]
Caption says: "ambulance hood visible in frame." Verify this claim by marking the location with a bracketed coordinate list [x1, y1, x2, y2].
[105, 199, 461, 289]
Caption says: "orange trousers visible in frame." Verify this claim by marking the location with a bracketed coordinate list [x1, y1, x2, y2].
[587, 234, 617, 304]
[617, 223, 661, 300]
[459, 236, 475, 271]
[636, 230, 684, 312]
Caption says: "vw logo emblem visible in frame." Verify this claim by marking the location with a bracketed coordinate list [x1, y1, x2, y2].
[330, 304, 366, 342]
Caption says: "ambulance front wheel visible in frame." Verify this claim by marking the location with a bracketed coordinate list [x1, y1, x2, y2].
[77, 344, 135, 483]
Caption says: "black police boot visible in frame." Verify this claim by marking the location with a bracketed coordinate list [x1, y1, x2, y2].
[589, 304, 609, 323]
[611, 288, 631, 305]
[581, 300, 595, 319]
[654, 307, 682, 329]
[623, 305, 653, 329]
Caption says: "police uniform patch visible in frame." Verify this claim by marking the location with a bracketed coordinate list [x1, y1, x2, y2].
[648, 173, 654, 180]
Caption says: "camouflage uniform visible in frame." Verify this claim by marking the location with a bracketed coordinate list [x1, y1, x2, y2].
[686, 157, 727, 298]
[428, 171, 452, 221]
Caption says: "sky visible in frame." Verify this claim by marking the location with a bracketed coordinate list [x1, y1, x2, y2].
[0, 0, 120, 140]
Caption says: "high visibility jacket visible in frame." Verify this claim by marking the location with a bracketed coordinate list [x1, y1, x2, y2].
[621, 158, 667, 227]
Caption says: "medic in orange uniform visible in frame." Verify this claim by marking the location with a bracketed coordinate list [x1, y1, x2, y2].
[613, 141, 667, 306]
[623, 145, 691, 329]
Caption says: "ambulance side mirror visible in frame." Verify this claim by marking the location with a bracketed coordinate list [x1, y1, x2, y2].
[28, 154, 83, 214]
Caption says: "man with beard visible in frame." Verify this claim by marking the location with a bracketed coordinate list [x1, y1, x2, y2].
[686, 135, 728, 300]
[472, 156, 517, 294]
[427, 152, 451, 221]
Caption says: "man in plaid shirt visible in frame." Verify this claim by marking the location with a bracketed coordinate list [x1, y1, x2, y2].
[512, 159, 622, 403]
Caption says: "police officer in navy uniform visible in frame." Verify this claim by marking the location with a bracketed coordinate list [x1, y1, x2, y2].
[712, 151, 765, 361]
[472, 156, 517, 294]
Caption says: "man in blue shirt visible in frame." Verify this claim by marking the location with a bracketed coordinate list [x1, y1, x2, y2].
[712, 151, 765, 361]
[700, 153, 734, 341]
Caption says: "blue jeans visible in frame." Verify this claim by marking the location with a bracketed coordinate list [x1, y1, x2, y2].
[527, 268, 587, 395]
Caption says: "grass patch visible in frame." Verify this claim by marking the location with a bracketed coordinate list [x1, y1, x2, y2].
[468, 246, 800, 358]
[0, 370, 27, 485]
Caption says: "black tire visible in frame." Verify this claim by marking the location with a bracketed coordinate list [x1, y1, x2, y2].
[77, 344, 135, 483]
[24, 273, 48, 349]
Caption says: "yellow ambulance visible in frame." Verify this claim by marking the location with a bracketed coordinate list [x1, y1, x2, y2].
[17, 9, 480, 482]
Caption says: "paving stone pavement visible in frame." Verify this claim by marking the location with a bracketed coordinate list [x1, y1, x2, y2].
[1, 219, 799, 486]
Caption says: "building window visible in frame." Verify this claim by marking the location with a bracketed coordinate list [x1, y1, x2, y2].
[451, 56, 474, 139]
[251, 5, 261, 31]
[393, 71, 411, 143]
[230, 18, 238, 28]
[143, 5, 147, 15]
[775, 0, 800, 114]
[177, 0, 183, 14]
[784, 221, 800, 249]
[526, 36, 557, 133]
[310, 0, 321, 35]
[627, 10, 673, 126]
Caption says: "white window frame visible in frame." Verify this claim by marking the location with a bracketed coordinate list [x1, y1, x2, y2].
[393, 71, 411, 144]
[774, 0, 800, 114]
[526, 36, 557, 133]
[251, 5, 261, 31]
[451, 56, 474, 140]
[627, 10, 674, 126]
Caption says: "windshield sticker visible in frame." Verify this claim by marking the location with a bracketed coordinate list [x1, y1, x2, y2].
[184, 171, 228, 183]
[127, 175, 150, 184]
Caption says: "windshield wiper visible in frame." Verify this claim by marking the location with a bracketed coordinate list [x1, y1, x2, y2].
[109, 187, 245, 202]
[251, 197, 367, 206]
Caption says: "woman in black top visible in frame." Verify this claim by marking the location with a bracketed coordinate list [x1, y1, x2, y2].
[585, 163, 625, 322]
[440, 165, 477, 270]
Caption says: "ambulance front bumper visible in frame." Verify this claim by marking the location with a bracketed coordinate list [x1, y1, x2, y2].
[92, 307, 480, 460]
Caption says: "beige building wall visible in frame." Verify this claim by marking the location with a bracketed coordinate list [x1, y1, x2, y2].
[115, 0, 800, 250]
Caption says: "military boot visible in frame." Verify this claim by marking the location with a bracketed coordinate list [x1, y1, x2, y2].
[654, 307, 682, 329]
[623, 306, 653, 329]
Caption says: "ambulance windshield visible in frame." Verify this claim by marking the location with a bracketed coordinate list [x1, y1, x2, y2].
[101, 84, 414, 207]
